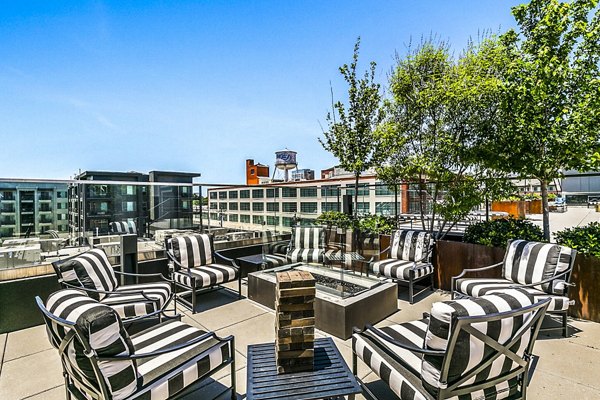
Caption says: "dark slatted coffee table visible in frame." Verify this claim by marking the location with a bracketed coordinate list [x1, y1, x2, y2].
[246, 337, 361, 400]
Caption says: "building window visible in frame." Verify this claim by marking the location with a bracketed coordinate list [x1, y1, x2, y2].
[240, 202, 250, 211]
[122, 185, 136, 195]
[250, 168, 256, 175]
[321, 202, 340, 212]
[375, 182, 395, 195]
[282, 187, 297, 198]
[240, 190, 250, 199]
[209, 192, 217, 199]
[282, 217, 294, 227]
[356, 202, 370, 214]
[282, 202, 297, 213]
[375, 202, 396, 216]
[252, 202, 264, 212]
[240, 214, 250, 223]
[219, 203, 228, 210]
[123, 201, 136, 212]
[266, 188, 279, 198]
[210, 203, 217, 209]
[300, 187, 317, 197]
[229, 203, 238, 211]
[267, 202, 279, 212]
[252, 189, 264, 198]
[219, 191, 227, 199]
[267, 216, 279, 226]
[300, 202, 318, 213]
[252, 215, 264, 225]
[321, 185, 340, 197]
[346, 184, 369, 196]
[210, 213, 219, 220]
[182, 200, 190, 210]
[229, 214, 238, 222]
[228, 191, 238, 199]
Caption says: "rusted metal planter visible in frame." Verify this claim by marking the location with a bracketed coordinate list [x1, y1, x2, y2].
[491, 201, 526, 218]
[568, 254, 600, 322]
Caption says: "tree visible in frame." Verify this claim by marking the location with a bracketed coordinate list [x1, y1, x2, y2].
[377, 37, 514, 238]
[320, 38, 384, 219]
[486, 0, 600, 240]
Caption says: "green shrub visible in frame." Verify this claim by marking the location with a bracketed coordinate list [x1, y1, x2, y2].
[357, 214, 395, 235]
[555, 222, 600, 257]
[316, 211, 351, 228]
[463, 217, 544, 247]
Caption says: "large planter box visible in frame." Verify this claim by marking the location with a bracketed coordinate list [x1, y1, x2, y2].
[528, 199, 543, 214]
[491, 201, 526, 218]
[569, 254, 600, 322]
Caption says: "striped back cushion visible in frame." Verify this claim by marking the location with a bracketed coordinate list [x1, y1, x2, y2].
[58, 249, 118, 301]
[389, 230, 431, 261]
[422, 291, 534, 396]
[169, 234, 213, 269]
[290, 227, 325, 250]
[109, 221, 137, 235]
[44, 290, 138, 400]
[503, 240, 574, 294]
[47, 229, 60, 239]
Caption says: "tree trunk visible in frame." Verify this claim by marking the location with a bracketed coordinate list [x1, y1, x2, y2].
[540, 180, 551, 241]
[354, 173, 360, 220]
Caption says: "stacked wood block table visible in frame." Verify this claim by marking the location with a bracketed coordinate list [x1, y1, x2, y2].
[275, 270, 315, 374]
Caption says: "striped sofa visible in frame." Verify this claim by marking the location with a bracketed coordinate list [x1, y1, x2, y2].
[110, 220, 138, 235]
[286, 226, 326, 264]
[166, 233, 240, 313]
[52, 248, 173, 320]
[370, 230, 434, 304]
[353, 290, 550, 400]
[37, 289, 236, 400]
[452, 239, 577, 337]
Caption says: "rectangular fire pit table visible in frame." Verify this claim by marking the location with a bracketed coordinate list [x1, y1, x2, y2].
[246, 337, 361, 400]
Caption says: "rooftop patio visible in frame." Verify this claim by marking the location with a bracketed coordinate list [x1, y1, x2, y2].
[1, 278, 599, 400]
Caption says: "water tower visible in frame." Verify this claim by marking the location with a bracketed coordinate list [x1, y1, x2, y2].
[273, 149, 298, 181]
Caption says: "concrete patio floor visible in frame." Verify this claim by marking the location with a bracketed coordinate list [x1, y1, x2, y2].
[1, 281, 599, 399]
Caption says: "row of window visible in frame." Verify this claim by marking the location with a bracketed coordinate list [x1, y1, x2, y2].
[207, 201, 399, 215]
[208, 183, 397, 200]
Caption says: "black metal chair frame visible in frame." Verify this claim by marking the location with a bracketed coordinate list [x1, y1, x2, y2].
[52, 252, 176, 322]
[366, 243, 434, 304]
[353, 297, 551, 400]
[35, 296, 236, 400]
[165, 238, 241, 314]
[450, 246, 577, 338]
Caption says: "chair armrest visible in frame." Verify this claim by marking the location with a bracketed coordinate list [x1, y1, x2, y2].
[356, 324, 445, 356]
[62, 282, 156, 303]
[451, 261, 503, 295]
[214, 251, 239, 268]
[113, 270, 172, 282]
[98, 331, 234, 360]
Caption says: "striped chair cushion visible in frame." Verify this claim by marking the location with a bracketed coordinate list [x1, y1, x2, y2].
[371, 259, 434, 280]
[503, 240, 573, 294]
[58, 249, 118, 301]
[100, 282, 172, 319]
[44, 289, 138, 400]
[131, 319, 232, 400]
[352, 320, 431, 400]
[455, 277, 573, 311]
[110, 221, 137, 235]
[263, 254, 287, 268]
[290, 226, 325, 250]
[287, 248, 325, 264]
[422, 291, 533, 398]
[390, 230, 431, 262]
[174, 264, 238, 288]
[169, 234, 213, 269]
[268, 242, 289, 255]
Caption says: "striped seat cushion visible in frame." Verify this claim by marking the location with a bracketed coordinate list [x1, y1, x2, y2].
[174, 264, 238, 288]
[503, 240, 574, 294]
[455, 278, 572, 311]
[100, 282, 172, 319]
[263, 254, 287, 268]
[390, 230, 431, 262]
[287, 248, 325, 264]
[372, 259, 433, 280]
[268, 242, 289, 255]
[169, 234, 213, 269]
[422, 292, 534, 399]
[110, 221, 137, 235]
[353, 320, 431, 400]
[57, 249, 118, 301]
[131, 319, 232, 400]
[44, 289, 138, 400]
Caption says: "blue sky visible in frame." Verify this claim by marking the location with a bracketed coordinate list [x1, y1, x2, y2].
[0, 1, 522, 184]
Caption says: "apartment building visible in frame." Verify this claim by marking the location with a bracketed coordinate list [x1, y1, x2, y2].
[0, 182, 68, 238]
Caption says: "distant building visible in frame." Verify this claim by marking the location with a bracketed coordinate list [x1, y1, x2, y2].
[246, 160, 270, 185]
[0, 181, 68, 238]
[562, 170, 600, 204]
[291, 169, 315, 181]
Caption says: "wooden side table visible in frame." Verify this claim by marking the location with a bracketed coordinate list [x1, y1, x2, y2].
[246, 337, 361, 400]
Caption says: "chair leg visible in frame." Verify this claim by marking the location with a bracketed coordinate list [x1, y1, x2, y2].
[563, 312, 568, 338]
[63, 372, 72, 400]
[238, 275, 242, 299]
[230, 338, 237, 400]
[409, 275, 414, 305]
[191, 278, 197, 314]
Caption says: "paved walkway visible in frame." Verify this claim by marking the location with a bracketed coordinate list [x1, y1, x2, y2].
[1, 282, 599, 399]
[527, 205, 599, 241]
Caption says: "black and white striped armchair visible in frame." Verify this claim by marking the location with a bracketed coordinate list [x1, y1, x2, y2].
[165, 233, 240, 313]
[36, 289, 236, 400]
[52, 248, 174, 321]
[353, 290, 550, 400]
[368, 230, 434, 304]
[286, 226, 326, 264]
[451, 239, 577, 337]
